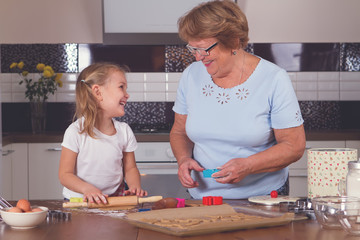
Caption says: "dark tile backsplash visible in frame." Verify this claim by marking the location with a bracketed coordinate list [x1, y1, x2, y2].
[341, 43, 360, 71]
[2, 101, 360, 133]
[1, 42, 360, 133]
[1, 44, 78, 73]
[2, 43, 359, 73]
[164, 45, 195, 72]
[2, 103, 75, 133]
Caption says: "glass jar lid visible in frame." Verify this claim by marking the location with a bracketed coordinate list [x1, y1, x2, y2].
[348, 160, 360, 169]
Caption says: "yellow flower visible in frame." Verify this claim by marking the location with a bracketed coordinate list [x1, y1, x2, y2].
[43, 70, 52, 78]
[10, 62, 17, 69]
[17, 61, 24, 69]
[54, 73, 63, 81]
[44, 65, 54, 76]
[9, 61, 63, 102]
[36, 63, 45, 71]
[56, 79, 63, 87]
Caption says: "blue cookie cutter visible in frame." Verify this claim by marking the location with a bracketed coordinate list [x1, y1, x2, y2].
[203, 169, 220, 178]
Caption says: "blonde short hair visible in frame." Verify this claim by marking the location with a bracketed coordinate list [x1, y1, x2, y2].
[75, 62, 129, 138]
[178, 0, 249, 49]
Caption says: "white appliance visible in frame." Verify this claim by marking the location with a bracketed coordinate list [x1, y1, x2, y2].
[103, 0, 238, 44]
[135, 142, 190, 199]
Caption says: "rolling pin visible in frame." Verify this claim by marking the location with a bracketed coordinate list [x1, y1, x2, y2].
[62, 196, 163, 208]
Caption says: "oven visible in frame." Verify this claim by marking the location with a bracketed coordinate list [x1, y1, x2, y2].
[135, 142, 190, 199]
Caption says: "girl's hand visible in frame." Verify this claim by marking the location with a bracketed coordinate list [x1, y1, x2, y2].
[124, 187, 148, 197]
[178, 157, 204, 188]
[83, 186, 108, 204]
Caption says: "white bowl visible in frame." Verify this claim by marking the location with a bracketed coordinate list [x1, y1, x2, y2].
[0, 206, 48, 229]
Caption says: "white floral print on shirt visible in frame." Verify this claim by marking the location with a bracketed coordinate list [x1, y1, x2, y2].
[295, 110, 303, 122]
[202, 83, 250, 104]
[236, 87, 250, 101]
[202, 84, 214, 96]
[216, 92, 231, 104]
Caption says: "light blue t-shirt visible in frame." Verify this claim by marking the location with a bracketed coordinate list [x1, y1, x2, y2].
[173, 57, 304, 199]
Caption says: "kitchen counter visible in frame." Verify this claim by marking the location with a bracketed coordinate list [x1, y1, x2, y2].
[3, 129, 360, 146]
[0, 200, 354, 240]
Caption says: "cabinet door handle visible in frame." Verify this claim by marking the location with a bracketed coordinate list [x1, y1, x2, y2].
[1, 150, 15, 156]
[46, 148, 62, 151]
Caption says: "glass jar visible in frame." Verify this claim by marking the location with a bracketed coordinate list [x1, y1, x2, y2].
[346, 160, 360, 198]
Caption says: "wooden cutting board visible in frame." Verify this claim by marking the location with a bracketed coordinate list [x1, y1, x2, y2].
[124, 204, 294, 237]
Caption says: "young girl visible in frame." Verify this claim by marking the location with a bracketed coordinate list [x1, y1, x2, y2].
[59, 63, 147, 204]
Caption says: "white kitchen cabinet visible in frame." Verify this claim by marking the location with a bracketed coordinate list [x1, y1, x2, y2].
[28, 143, 63, 200]
[288, 140, 346, 197]
[1, 143, 28, 200]
[1, 145, 13, 200]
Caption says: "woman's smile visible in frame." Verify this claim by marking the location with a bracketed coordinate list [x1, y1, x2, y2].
[203, 59, 213, 68]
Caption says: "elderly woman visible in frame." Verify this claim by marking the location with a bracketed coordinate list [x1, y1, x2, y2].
[170, 0, 306, 199]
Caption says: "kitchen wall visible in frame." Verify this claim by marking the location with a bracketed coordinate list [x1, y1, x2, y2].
[2, 0, 360, 44]
[0, 0, 102, 44]
[1, 1, 360, 133]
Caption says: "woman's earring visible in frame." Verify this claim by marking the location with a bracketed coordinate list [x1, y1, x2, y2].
[232, 51, 237, 55]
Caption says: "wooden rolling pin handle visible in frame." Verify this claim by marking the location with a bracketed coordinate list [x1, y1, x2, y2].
[62, 201, 88, 208]
[138, 196, 163, 204]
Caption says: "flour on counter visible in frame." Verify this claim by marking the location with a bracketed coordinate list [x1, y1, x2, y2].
[67, 208, 129, 218]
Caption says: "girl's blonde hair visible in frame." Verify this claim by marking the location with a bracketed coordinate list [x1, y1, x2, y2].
[75, 62, 129, 138]
[178, 0, 249, 50]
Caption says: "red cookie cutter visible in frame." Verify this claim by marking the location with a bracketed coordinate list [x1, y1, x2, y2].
[202, 196, 223, 206]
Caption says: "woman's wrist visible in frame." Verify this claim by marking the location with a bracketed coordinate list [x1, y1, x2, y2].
[177, 156, 192, 165]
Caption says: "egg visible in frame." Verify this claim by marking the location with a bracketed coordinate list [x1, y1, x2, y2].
[16, 199, 32, 212]
[7, 207, 23, 213]
[31, 208, 43, 212]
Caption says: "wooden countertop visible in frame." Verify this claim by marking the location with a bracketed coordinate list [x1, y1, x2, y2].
[3, 129, 360, 146]
[0, 200, 352, 240]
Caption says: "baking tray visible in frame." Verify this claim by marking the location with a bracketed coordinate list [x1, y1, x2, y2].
[123, 204, 294, 237]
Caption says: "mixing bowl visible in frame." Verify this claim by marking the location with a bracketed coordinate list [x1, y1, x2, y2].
[337, 206, 360, 235]
[0, 206, 48, 229]
[312, 196, 360, 229]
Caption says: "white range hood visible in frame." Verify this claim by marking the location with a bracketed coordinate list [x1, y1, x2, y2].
[102, 0, 229, 45]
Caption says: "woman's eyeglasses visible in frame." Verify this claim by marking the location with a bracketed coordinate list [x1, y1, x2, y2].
[186, 42, 218, 56]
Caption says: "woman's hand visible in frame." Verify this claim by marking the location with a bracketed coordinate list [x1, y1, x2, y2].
[212, 158, 251, 184]
[124, 187, 148, 197]
[212, 126, 306, 184]
[83, 186, 108, 204]
[178, 157, 204, 188]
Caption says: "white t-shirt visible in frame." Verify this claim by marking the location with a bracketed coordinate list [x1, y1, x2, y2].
[61, 118, 137, 199]
[173, 57, 304, 199]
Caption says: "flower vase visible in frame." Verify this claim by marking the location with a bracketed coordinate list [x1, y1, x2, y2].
[30, 100, 47, 134]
